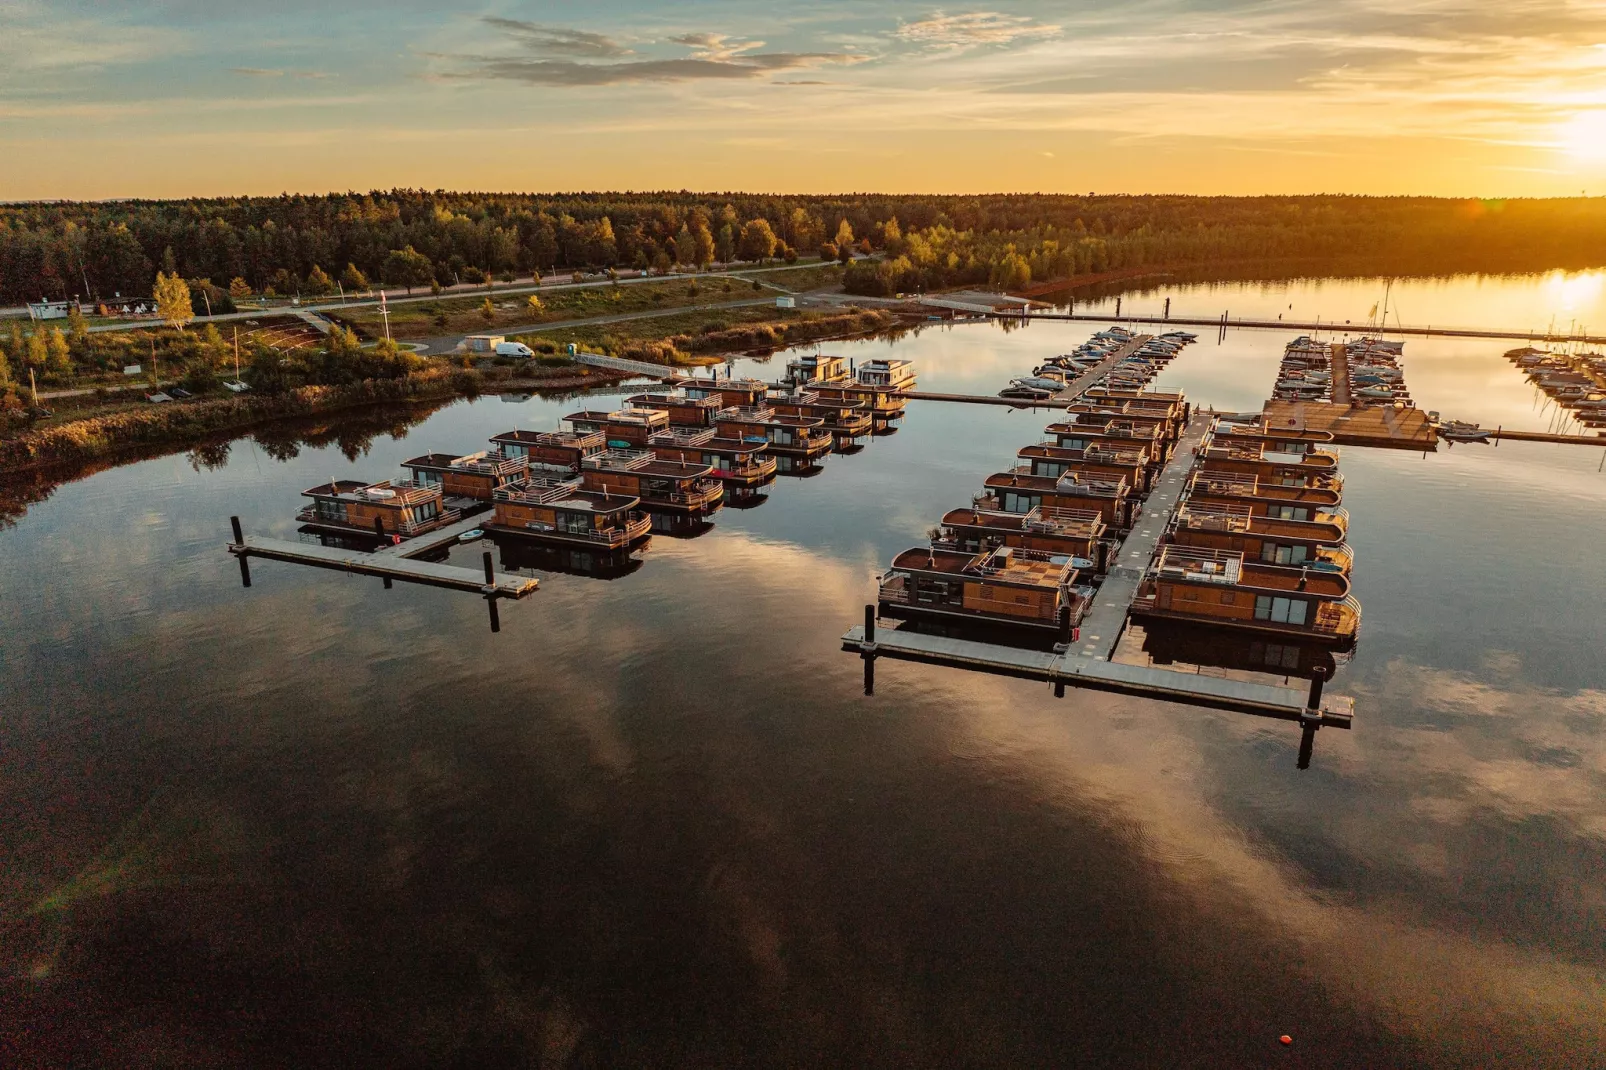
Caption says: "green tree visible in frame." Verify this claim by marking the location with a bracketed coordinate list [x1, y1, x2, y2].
[738, 219, 778, 262]
[339, 263, 368, 292]
[674, 225, 696, 267]
[304, 264, 334, 296]
[228, 276, 252, 299]
[203, 323, 226, 364]
[715, 223, 735, 264]
[153, 271, 194, 330]
[383, 246, 434, 293]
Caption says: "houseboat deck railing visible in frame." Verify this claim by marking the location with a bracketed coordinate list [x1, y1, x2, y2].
[1024, 504, 1104, 535]
[583, 448, 657, 471]
[299, 506, 462, 535]
[1175, 502, 1255, 532]
[450, 450, 527, 477]
[1192, 473, 1263, 497]
[878, 573, 912, 603]
[630, 392, 722, 410]
[494, 477, 586, 505]
[505, 428, 607, 450]
[649, 427, 718, 448]
[768, 389, 823, 406]
[1152, 546, 1245, 584]
[964, 545, 1076, 579]
[1312, 595, 1364, 633]
[651, 479, 725, 507]
[716, 405, 777, 423]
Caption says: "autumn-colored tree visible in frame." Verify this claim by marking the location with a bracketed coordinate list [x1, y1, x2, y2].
[738, 219, 778, 262]
[527, 294, 545, 314]
[837, 243, 853, 264]
[480, 297, 495, 321]
[339, 263, 368, 292]
[228, 277, 252, 299]
[674, 225, 696, 267]
[0, 337, 11, 388]
[26, 329, 48, 370]
[834, 218, 855, 249]
[45, 328, 73, 381]
[819, 241, 838, 262]
[304, 264, 334, 296]
[692, 223, 716, 268]
[153, 271, 193, 330]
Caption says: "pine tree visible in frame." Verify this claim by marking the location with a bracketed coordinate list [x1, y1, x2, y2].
[229, 277, 252, 299]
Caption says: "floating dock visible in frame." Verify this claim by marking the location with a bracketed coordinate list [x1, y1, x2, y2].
[1262, 400, 1437, 450]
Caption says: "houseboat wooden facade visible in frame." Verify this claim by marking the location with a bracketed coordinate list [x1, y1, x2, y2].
[1185, 472, 1347, 529]
[490, 428, 606, 473]
[680, 377, 769, 410]
[565, 408, 670, 449]
[1015, 443, 1154, 493]
[626, 392, 724, 429]
[712, 406, 834, 467]
[400, 450, 528, 501]
[580, 449, 724, 516]
[1168, 502, 1352, 573]
[784, 354, 850, 386]
[1198, 439, 1343, 490]
[298, 479, 456, 539]
[764, 389, 874, 442]
[488, 476, 652, 550]
[937, 505, 1107, 566]
[878, 545, 1090, 633]
[978, 470, 1134, 528]
[1132, 545, 1360, 647]
[648, 427, 777, 486]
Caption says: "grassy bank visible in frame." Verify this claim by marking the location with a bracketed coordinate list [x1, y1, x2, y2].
[520, 307, 897, 365]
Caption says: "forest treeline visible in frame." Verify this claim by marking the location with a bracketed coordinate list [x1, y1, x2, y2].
[4, 191, 1606, 304]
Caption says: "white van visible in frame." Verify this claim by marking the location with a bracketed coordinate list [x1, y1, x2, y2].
[494, 341, 534, 358]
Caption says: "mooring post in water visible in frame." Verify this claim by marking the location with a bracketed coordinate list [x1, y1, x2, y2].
[483, 551, 501, 632]
[1164, 297, 1171, 320]
[862, 604, 877, 695]
[373, 515, 386, 540]
[1297, 725, 1317, 770]
[1055, 605, 1073, 653]
[230, 516, 252, 588]
[1307, 665, 1327, 712]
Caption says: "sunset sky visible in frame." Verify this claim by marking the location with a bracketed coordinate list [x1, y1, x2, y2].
[4, 0, 1606, 199]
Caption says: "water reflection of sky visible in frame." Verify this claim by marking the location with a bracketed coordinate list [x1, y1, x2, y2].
[2, 274, 1605, 1065]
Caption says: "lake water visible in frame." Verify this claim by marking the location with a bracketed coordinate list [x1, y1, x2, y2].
[3, 272, 1605, 1067]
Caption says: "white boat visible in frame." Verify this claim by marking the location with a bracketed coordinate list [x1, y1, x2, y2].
[1438, 420, 1491, 443]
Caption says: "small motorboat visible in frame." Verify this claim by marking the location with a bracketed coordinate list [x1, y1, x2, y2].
[1438, 420, 1492, 443]
[458, 528, 486, 542]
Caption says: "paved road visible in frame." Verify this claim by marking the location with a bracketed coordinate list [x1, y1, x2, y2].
[39, 260, 849, 334]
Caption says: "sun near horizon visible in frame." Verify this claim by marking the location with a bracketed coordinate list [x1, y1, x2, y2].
[3, 1, 1606, 200]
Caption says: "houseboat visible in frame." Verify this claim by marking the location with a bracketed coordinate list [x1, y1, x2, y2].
[494, 535, 644, 581]
[978, 469, 1134, 528]
[297, 479, 457, 539]
[878, 545, 1092, 634]
[400, 450, 528, 501]
[1082, 388, 1188, 434]
[1044, 416, 1170, 464]
[626, 392, 725, 429]
[936, 505, 1108, 568]
[490, 428, 606, 473]
[580, 449, 724, 516]
[1060, 405, 1177, 449]
[1210, 425, 1338, 457]
[713, 405, 833, 471]
[681, 377, 769, 410]
[783, 353, 850, 387]
[1015, 443, 1154, 494]
[1131, 545, 1360, 647]
[1168, 502, 1352, 573]
[487, 476, 652, 550]
[856, 358, 916, 390]
[648, 427, 777, 487]
[1136, 619, 1342, 681]
[564, 408, 670, 449]
[809, 359, 917, 425]
[764, 388, 873, 445]
[1185, 472, 1346, 528]
[1197, 439, 1342, 490]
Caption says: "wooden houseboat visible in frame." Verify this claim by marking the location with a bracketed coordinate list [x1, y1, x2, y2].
[495, 536, 644, 581]
[648, 427, 777, 486]
[878, 545, 1090, 633]
[856, 358, 916, 390]
[809, 359, 917, 423]
[712, 405, 834, 467]
[1082, 388, 1188, 431]
[784, 354, 850, 386]
[936, 505, 1108, 567]
[680, 377, 769, 410]
[764, 388, 873, 442]
[400, 450, 528, 501]
[564, 408, 670, 449]
[1185, 472, 1347, 529]
[1168, 502, 1352, 573]
[1060, 405, 1177, 448]
[978, 470, 1134, 528]
[1211, 424, 1338, 457]
[580, 449, 724, 516]
[487, 476, 652, 549]
[1136, 619, 1342, 681]
[626, 392, 724, 429]
[490, 428, 606, 474]
[297, 479, 456, 539]
[1044, 416, 1169, 465]
[1198, 439, 1342, 490]
[1132, 545, 1360, 647]
[1016, 443, 1154, 493]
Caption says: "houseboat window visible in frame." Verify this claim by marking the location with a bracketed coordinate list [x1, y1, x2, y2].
[556, 512, 592, 535]
[413, 500, 440, 521]
[1035, 461, 1066, 478]
[1270, 506, 1310, 522]
[1002, 491, 1036, 513]
[1062, 437, 1088, 449]
[1263, 544, 1308, 565]
[415, 470, 443, 486]
[501, 443, 528, 458]
[770, 428, 795, 446]
[1254, 595, 1308, 625]
[315, 500, 346, 521]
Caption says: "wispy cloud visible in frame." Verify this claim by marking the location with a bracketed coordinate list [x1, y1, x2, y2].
[431, 22, 867, 87]
[896, 11, 1061, 49]
[228, 67, 333, 80]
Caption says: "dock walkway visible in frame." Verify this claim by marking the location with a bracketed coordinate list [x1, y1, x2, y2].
[368, 512, 490, 559]
[227, 534, 538, 599]
[1075, 413, 1212, 660]
[1052, 334, 1152, 401]
[1329, 342, 1351, 406]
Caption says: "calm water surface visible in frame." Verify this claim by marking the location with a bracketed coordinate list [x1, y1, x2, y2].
[2, 274, 1604, 1067]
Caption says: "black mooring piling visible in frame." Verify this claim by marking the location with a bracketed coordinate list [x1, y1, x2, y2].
[864, 604, 875, 644]
[231, 516, 252, 586]
[1307, 666, 1327, 711]
[230, 515, 243, 544]
[373, 515, 386, 541]
[482, 551, 495, 586]
[1297, 725, 1316, 770]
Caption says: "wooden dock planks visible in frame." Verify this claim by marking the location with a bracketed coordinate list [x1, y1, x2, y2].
[228, 535, 538, 598]
[1262, 400, 1437, 450]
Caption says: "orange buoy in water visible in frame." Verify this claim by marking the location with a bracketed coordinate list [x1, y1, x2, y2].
[1279, 1035, 1293, 1046]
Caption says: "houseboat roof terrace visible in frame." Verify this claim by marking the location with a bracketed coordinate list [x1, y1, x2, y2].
[492, 427, 607, 450]
[1201, 441, 1339, 469]
[1187, 471, 1343, 506]
[495, 476, 639, 513]
[941, 504, 1105, 540]
[1174, 502, 1347, 543]
[583, 448, 712, 479]
[403, 449, 526, 477]
[628, 392, 722, 412]
[984, 470, 1129, 499]
[890, 544, 1077, 589]
[716, 405, 824, 428]
[1152, 545, 1350, 600]
[1020, 442, 1149, 469]
[649, 427, 718, 448]
[302, 479, 438, 506]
